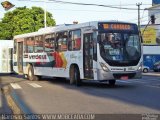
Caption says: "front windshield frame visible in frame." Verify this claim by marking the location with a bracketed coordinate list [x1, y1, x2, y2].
[98, 31, 142, 66]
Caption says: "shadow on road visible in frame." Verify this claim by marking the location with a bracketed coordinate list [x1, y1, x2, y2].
[1, 74, 160, 113]
[0, 74, 33, 114]
[40, 77, 160, 112]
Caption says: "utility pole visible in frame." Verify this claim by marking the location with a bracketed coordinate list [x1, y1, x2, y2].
[44, 0, 47, 28]
[136, 3, 142, 31]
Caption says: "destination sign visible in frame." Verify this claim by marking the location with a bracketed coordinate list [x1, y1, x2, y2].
[103, 24, 132, 30]
[98, 23, 136, 31]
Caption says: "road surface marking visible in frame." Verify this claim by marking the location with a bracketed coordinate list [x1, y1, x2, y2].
[121, 79, 160, 88]
[129, 79, 160, 85]
[28, 83, 42, 88]
[145, 85, 160, 89]
[117, 80, 132, 83]
[134, 79, 160, 82]
[131, 80, 148, 84]
[10, 83, 22, 89]
[143, 73, 160, 76]
[118, 80, 159, 86]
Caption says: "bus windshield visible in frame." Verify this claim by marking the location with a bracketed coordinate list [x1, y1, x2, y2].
[99, 32, 141, 66]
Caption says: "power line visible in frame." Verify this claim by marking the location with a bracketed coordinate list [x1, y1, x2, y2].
[141, 9, 145, 24]
[141, 19, 149, 23]
[49, 0, 144, 10]
[48, 8, 137, 13]
[127, 15, 148, 22]
[16, 1, 141, 13]
[19, 0, 147, 10]
[113, 4, 151, 6]
[18, 0, 151, 6]
[19, 0, 160, 11]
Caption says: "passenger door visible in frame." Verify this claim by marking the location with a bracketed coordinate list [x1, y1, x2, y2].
[83, 33, 94, 79]
[17, 42, 23, 73]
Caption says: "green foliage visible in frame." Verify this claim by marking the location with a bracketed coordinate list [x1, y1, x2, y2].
[0, 6, 56, 39]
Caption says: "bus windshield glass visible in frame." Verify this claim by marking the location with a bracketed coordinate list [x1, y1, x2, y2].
[98, 23, 141, 66]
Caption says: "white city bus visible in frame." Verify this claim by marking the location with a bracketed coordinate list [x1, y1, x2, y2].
[13, 21, 142, 86]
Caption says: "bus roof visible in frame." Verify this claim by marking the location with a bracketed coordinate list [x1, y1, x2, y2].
[14, 20, 137, 39]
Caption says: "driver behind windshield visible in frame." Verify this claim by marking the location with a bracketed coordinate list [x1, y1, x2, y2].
[101, 33, 121, 48]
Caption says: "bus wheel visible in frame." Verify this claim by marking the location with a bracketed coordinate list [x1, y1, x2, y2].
[109, 80, 116, 86]
[70, 66, 81, 86]
[24, 74, 28, 79]
[28, 65, 38, 81]
[143, 68, 148, 73]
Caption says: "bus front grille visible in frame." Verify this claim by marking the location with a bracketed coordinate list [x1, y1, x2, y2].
[113, 73, 136, 79]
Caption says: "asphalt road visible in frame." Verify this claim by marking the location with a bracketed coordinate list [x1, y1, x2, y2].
[0, 75, 13, 115]
[0, 73, 160, 114]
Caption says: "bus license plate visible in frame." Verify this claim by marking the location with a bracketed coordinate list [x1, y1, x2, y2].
[121, 76, 128, 80]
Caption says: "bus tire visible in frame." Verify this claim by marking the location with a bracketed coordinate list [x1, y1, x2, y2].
[69, 65, 81, 86]
[109, 80, 116, 86]
[28, 65, 39, 81]
[143, 68, 148, 73]
[75, 67, 82, 86]
[37, 76, 42, 80]
[24, 74, 28, 79]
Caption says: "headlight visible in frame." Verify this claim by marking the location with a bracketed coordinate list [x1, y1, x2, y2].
[138, 62, 142, 71]
[138, 66, 142, 70]
[100, 62, 109, 72]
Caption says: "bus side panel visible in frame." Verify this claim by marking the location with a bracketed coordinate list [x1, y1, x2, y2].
[64, 50, 84, 79]
[26, 50, 84, 78]
[21, 51, 72, 78]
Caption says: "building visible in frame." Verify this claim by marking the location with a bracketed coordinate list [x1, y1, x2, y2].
[148, 5, 160, 24]
[147, 0, 160, 24]
[143, 46, 160, 69]
[141, 1, 160, 70]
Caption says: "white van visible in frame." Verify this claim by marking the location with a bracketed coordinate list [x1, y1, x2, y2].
[0, 40, 13, 73]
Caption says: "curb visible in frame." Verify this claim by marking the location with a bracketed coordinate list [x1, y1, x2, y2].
[1, 86, 23, 114]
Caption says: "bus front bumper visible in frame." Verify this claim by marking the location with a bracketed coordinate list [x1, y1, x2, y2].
[97, 69, 142, 80]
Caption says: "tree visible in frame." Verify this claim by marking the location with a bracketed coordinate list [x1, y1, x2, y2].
[0, 6, 56, 39]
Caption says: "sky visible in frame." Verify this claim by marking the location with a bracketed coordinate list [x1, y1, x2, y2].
[0, 0, 152, 25]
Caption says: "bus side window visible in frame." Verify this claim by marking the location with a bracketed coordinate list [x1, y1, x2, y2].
[24, 38, 27, 53]
[93, 32, 97, 61]
[35, 35, 44, 53]
[56, 31, 68, 51]
[26, 37, 34, 53]
[44, 33, 55, 52]
[68, 29, 81, 51]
